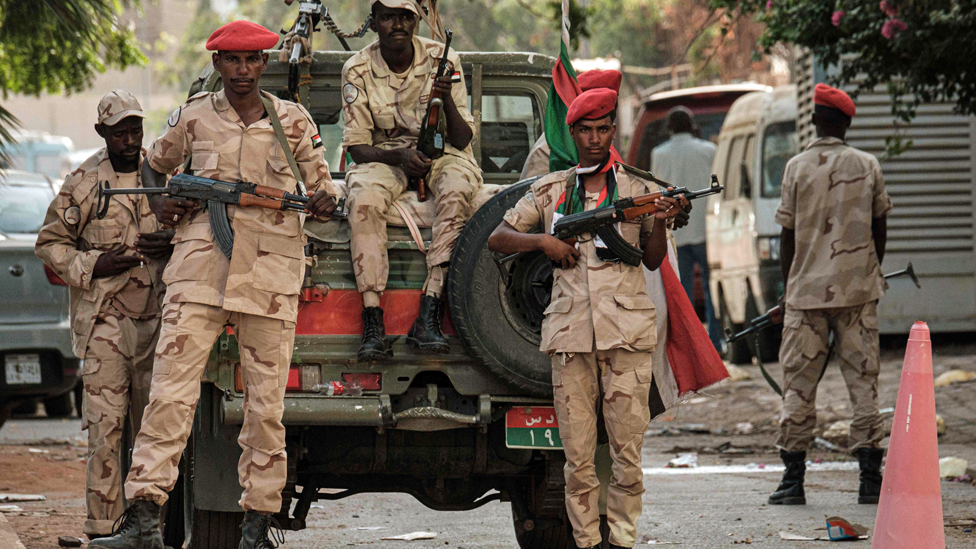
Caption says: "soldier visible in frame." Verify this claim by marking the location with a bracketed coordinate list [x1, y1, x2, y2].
[34, 90, 173, 542]
[342, 0, 482, 360]
[89, 21, 337, 549]
[488, 89, 685, 549]
[769, 84, 891, 506]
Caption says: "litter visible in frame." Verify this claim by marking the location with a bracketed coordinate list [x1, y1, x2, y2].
[826, 516, 869, 541]
[27, 448, 49, 454]
[933, 369, 976, 387]
[666, 453, 698, 468]
[646, 541, 678, 545]
[380, 531, 438, 541]
[734, 422, 754, 435]
[0, 494, 45, 502]
[357, 526, 386, 530]
[821, 420, 851, 441]
[310, 504, 324, 509]
[812, 437, 843, 452]
[939, 457, 968, 479]
[725, 364, 752, 381]
[0, 505, 22, 513]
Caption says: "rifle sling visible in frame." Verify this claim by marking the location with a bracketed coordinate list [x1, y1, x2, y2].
[261, 94, 307, 196]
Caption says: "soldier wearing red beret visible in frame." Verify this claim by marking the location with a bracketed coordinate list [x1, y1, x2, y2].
[91, 20, 339, 549]
[770, 83, 892, 507]
[489, 89, 686, 549]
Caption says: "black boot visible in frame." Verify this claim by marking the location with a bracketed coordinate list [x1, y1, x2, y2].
[88, 499, 164, 549]
[856, 447, 884, 504]
[239, 511, 285, 549]
[406, 295, 449, 353]
[769, 450, 807, 505]
[358, 307, 392, 362]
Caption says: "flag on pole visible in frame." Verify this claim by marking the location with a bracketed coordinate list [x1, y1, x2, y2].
[546, 0, 583, 172]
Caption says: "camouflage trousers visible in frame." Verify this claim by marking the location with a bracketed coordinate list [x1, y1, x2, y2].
[346, 154, 481, 297]
[124, 302, 296, 513]
[81, 307, 160, 536]
[777, 300, 884, 453]
[552, 350, 653, 548]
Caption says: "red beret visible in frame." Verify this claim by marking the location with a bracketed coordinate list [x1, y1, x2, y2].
[814, 83, 856, 118]
[206, 21, 280, 52]
[577, 70, 622, 94]
[566, 88, 618, 126]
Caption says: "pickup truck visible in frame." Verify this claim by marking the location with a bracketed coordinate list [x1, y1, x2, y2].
[144, 48, 608, 549]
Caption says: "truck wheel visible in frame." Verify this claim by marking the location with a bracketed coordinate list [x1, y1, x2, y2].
[43, 392, 73, 418]
[188, 510, 244, 549]
[510, 453, 573, 549]
[74, 382, 83, 418]
[448, 177, 554, 397]
[719, 296, 752, 365]
[12, 399, 38, 416]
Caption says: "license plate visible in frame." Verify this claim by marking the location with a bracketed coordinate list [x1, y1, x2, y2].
[505, 406, 562, 450]
[5, 354, 41, 385]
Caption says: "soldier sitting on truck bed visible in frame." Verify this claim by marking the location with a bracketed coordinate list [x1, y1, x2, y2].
[341, 0, 483, 361]
[487, 89, 685, 549]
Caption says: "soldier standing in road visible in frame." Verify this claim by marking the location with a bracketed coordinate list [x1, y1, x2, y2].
[769, 84, 891, 506]
[89, 21, 337, 549]
[34, 90, 173, 542]
[488, 89, 685, 549]
[342, 0, 482, 361]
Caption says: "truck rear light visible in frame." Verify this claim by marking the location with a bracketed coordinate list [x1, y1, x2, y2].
[342, 372, 381, 391]
[234, 364, 321, 392]
[44, 265, 68, 286]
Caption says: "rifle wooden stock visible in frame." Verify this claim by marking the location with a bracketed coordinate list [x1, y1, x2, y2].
[239, 194, 286, 210]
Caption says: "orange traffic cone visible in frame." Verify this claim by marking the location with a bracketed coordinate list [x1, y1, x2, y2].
[871, 321, 945, 548]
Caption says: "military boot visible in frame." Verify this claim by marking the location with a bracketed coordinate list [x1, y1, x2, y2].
[358, 307, 392, 362]
[240, 511, 285, 549]
[856, 447, 884, 504]
[88, 499, 164, 549]
[768, 450, 807, 505]
[406, 295, 449, 353]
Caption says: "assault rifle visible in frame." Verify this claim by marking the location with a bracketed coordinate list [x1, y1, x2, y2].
[550, 175, 724, 267]
[726, 262, 921, 344]
[410, 29, 458, 203]
[96, 173, 346, 259]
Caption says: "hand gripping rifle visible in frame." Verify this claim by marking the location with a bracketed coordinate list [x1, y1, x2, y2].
[96, 173, 346, 259]
[726, 262, 920, 395]
[410, 29, 457, 203]
[550, 175, 724, 267]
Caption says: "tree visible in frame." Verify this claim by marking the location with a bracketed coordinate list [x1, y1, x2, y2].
[710, 0, 976, 122]
[0, 0, 145, 159]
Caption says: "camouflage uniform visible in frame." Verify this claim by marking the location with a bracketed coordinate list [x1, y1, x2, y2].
[504, 164, 659, 548]
[519, 133, 550, 180]
[775, 136, 893, 453]
[35, 150, 166, 536]
[341, 35, 482, 298]
[123, 90, 333, 514]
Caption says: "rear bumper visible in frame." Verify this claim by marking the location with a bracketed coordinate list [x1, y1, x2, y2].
[0, 320, 79, 401]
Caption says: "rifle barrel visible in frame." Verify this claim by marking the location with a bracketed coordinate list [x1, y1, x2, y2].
[101, 187, 168, 195]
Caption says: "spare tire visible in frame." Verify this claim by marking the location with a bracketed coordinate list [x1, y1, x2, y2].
[448, 177, 554, 397]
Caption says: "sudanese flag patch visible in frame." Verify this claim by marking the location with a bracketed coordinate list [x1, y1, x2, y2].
[312, 134, 323, 149]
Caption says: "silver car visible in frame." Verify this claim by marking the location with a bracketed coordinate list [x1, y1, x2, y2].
[0, 170, 79, 427]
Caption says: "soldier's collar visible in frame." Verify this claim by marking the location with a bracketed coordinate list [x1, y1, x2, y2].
[213, 89, 231, 112]
[369, 36, 427, 80]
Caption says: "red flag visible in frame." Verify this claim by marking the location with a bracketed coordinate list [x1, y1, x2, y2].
[660, 260, 729, 394]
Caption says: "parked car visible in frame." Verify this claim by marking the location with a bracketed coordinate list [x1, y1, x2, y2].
[0, 170, 80, 427]
[1, 131, 75, 180]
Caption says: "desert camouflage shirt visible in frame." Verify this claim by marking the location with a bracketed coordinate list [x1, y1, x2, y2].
[146, 89, 333, 322]
[341, 35, 476, 163]
[504, 164, 660, 354]
[775, 137, 893, 310]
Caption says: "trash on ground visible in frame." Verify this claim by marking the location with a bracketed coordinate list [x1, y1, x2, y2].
[813, 437, 843, 452]
[666, 453, 698, 468]
[27, 448, 49, 454]
[734, 422, 754, 435]
[939, 457, 969, 479]
[822, 420, 852, 441]
[685, 396, 710, 405]
[934, 369, 976, 387]
[780, 532, 824, 541]
[826, 516, 869, 541]
[646, 541, 678, 545]
[310, 504, 324, 509]
[0, 494, 45, 502]
[936, 414, 946, 436]
[713, 442, 754, 455]
[58, 536, 84, 547]
[0, 505, 23, 513]
[725, 364, 752, 381]
[676, 424, 711, 434]
[357, 526, 386, 530]
[381, 531, 438, 541]
[879, 407, 895, 414]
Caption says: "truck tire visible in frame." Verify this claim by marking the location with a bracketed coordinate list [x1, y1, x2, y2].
[510, 453, 573, 549]
[448, 177, 554, 397]
[12, 399, 38, 416]
[43, 392, 73, 418]
[188, 510, 243, 549]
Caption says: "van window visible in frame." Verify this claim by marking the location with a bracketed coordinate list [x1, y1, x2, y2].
[761, 121, 798, 198]
[723, 136, 747, 199]
[740, 135, 755, 198]
[480, 93, 539, 174]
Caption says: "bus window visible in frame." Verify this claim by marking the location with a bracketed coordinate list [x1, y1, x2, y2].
[761, 121, 798, 198]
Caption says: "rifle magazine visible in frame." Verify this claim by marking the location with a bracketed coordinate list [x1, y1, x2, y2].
[208, 200, 234, 259]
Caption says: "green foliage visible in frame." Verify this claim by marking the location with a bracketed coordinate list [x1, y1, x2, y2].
[0, 0, 144, 164]
[711, 0, 976, 121]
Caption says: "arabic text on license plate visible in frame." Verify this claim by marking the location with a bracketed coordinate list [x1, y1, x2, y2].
[505, 406, 562, 450]
[5, 354, 42, 385]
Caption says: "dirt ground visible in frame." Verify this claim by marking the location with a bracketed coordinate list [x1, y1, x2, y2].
[1, 336, 974, 548]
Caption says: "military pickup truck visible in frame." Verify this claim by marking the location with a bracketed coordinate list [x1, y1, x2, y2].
[139, 44, 612, 549]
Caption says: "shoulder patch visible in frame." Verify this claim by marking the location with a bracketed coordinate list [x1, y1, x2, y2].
[342, 83, 359, 104]
[311, 134, 323, 149]
[167, 106, 181, 127]
[63, 205, 81, 226]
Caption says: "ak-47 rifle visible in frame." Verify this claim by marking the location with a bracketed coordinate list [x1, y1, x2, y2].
[549, 174, 724, 267]
[410, 29, 457, 203]
[96, 173, 346, 259]
[727, 263, 921, 395]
